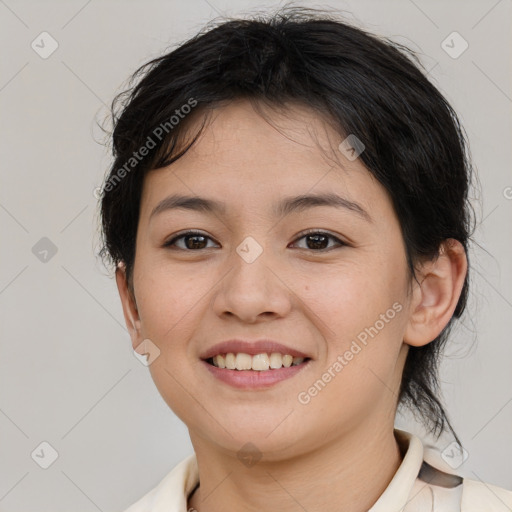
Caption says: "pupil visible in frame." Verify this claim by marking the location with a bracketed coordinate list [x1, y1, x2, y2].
[307, 234, 328, 250]
[186, 235, 207, 249]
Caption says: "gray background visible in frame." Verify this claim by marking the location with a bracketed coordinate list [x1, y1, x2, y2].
[0, 0, 510, 510]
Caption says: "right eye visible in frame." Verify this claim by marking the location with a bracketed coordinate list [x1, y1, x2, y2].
[162, 230, 220, 251]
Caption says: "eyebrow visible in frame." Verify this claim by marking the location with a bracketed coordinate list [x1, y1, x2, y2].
[149, 192, 372, 222]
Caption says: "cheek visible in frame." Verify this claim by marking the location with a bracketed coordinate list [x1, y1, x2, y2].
[303, 263, 405, 336]
[297, 268, 407, 423]
[298, 256, 409, 395]
[134, 256, 207, 340]
[135, 265, 208, 421]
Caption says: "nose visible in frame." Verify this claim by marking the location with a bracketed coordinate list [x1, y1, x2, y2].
[210, 247, 293, 324]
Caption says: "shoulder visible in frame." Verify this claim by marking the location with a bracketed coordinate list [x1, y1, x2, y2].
[120, 454, 198, 512]
[461, 478, 512, 511]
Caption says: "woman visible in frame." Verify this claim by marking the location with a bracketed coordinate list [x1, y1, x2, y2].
[99, 7, 512, 511]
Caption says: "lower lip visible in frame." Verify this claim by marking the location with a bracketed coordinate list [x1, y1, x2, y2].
[201, 360, 310, 389]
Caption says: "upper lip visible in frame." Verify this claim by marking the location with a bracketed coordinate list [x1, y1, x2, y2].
[200, 339, 311, 360]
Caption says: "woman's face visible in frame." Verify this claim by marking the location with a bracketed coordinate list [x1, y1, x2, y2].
[123, 100, 415, 459]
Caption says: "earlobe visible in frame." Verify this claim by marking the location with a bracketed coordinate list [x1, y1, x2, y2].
[115, 263, 142, 348]
[403, 239, 467, 348]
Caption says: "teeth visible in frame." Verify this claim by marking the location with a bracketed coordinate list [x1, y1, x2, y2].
[225, 353, 236, 370]
[235, 353, 252, 370]
[210, 352, 306, 370]
[213, 354, 226, 368]
[252, 353, 270, 371]
[282, 354, 293, 368]
[269, 352, 283, 369]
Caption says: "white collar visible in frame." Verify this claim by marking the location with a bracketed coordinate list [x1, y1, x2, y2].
[369, 429, 424, 511]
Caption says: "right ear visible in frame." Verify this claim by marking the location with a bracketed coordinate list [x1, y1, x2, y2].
[115, 263, 142, 349]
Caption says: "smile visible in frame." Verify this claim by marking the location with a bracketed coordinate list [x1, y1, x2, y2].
[202, 353, 311, 389]
[206, 352, 308, 371]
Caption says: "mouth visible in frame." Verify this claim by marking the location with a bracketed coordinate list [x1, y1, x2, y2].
[201, 349, 312, 389]
[204, 352, 311, 371]
[199, 340, 312, 388]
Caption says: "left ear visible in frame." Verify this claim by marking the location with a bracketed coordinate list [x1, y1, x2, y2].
[115, 262, 143, 350]
[403, 239, 468, 347]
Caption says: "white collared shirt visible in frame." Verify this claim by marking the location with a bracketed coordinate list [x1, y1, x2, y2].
[122, 430, 512, 511]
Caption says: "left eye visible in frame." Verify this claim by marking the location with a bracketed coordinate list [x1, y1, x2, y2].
[290, 231, 346, 251]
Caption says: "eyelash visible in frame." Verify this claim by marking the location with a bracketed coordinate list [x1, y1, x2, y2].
[162, 229, 347, 252]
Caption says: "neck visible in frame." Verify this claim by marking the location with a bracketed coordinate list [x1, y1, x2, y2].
[188, 423, 403, 512]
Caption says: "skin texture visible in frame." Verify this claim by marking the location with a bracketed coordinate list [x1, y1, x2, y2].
[116, 99, 467, 512]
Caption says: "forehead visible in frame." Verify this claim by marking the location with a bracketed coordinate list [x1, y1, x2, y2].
[174, 99, 345, 170]
[139, 99, 392, 222]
